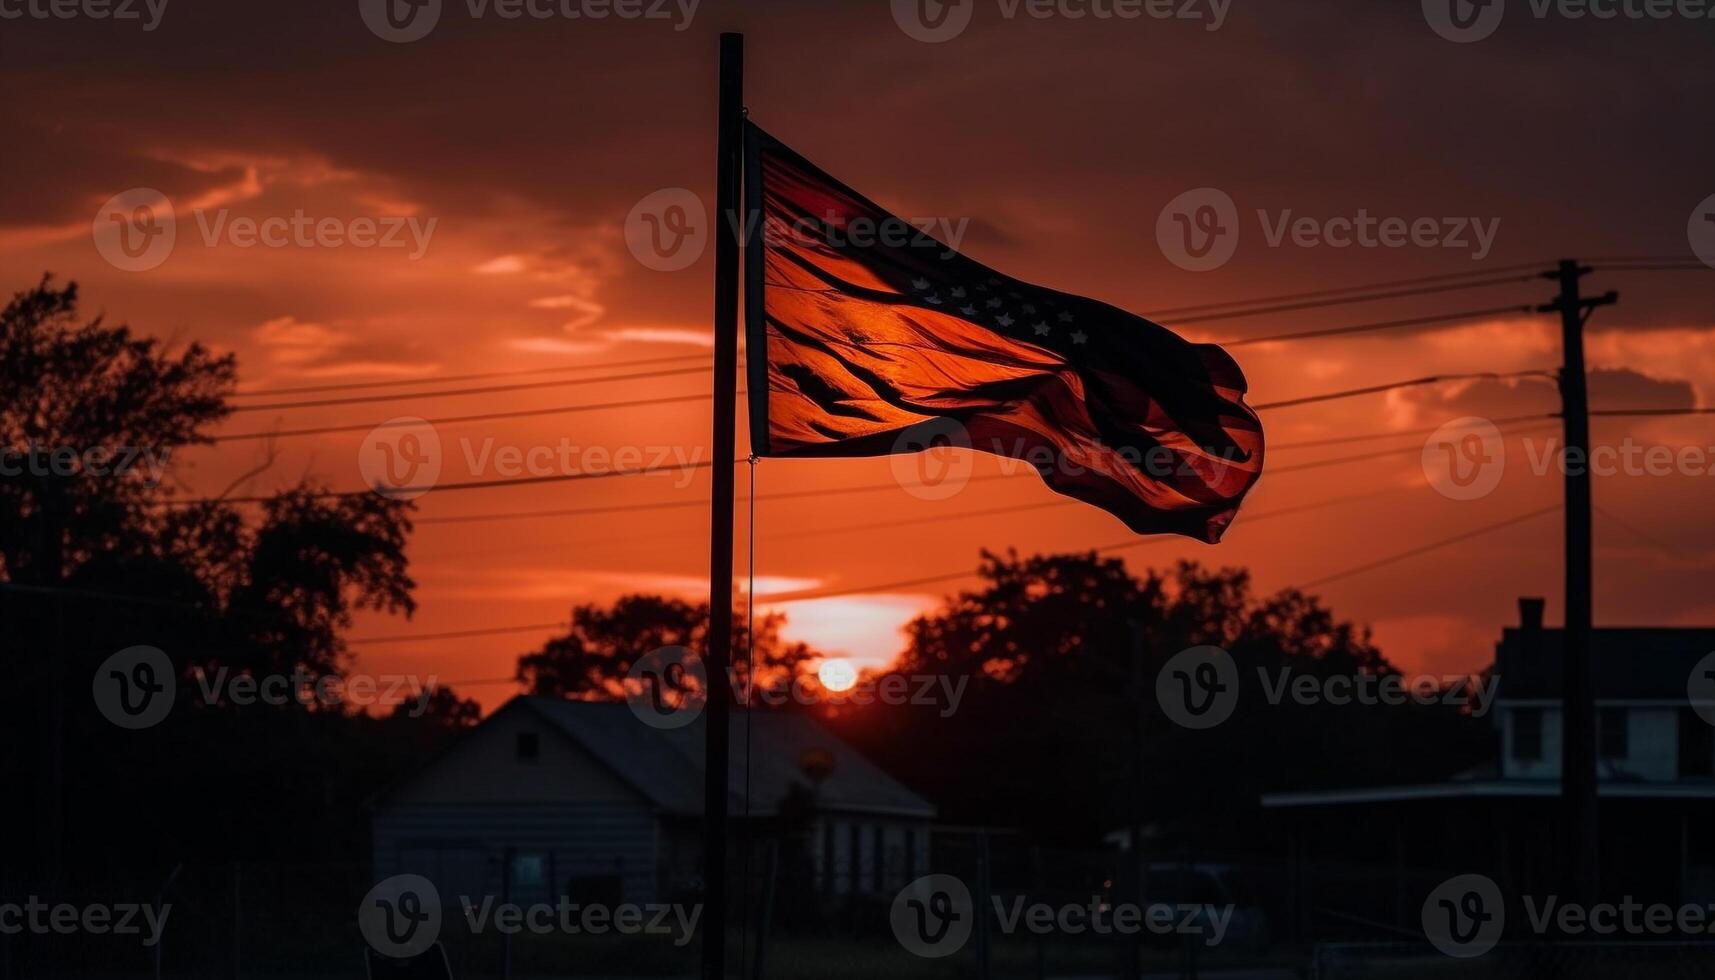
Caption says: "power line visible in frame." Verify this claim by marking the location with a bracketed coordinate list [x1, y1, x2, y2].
[411, 415, 1558, 528]
[753, 487, 1409, 605]
[231, 353, 715, 398]
[1267, 420, 1560, 476]
[209, 309, 1539, 444]
[348, 622, 565, 646]
[1254, 370, 1554, 411]
[213, 393, 714, 443]
[1168, 273, 1543, 326]
[1216, 304, 1537, 348]
[1590, 408, 1715, 417]
[1146, 261, 1555, 319]
[228, 366, 709, 413]
[161, 459, 722, 507]
[1296, 504, 1560, 590]
[1592, 263, 1710, 273]
[415, 473, 1018, 526]
[1271, 413, 1557, 450]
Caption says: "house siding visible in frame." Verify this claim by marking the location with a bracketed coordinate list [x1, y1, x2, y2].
[373, 802, 660, 903]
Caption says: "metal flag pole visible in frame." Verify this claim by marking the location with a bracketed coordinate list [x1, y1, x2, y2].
[703, 30, 744, 980]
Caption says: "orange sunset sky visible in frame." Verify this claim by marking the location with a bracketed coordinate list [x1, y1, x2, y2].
[6, 1, 1714, 711]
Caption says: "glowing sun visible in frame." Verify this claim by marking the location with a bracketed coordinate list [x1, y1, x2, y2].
[817, 658, 858, 693]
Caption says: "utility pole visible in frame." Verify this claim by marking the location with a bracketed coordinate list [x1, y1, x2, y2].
[1537, 259, 1616, 905]
[702, 31, 744, 980]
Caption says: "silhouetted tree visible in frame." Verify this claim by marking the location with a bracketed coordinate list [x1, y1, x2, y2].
[833, 550, 1492, 847]
[516, 593, 820, 699]
[0, 275, 449, 895]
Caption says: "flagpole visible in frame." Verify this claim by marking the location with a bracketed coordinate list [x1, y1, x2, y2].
[703, 30, 743, 980]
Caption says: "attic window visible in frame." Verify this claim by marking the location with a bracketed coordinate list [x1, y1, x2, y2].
[516, 731, 540, 762]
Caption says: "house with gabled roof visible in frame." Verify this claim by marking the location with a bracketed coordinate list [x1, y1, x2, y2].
[371, 696, 935, 905]
[1259, 598, 1715, 940]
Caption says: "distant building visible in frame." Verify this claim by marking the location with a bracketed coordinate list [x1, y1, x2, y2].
[1262, 599, 1715, 937]
[371, 696, 935, 905]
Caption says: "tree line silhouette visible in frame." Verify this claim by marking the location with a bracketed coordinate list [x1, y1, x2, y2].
[3, 275, 1491, 922]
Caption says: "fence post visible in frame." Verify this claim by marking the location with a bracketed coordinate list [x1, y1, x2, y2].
[232, 861, 241, 980]
[976, 831, 991, 980]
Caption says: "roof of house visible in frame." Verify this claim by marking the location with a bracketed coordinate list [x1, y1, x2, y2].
[1496, 626, 1715, 700]
[518, 697, 936, 819]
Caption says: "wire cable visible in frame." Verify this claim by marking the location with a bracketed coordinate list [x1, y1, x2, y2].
[231, 353, 716, 398]
[1168, 273, 1543, 326]
[160, 459, 723, 507]
[1146, 261, 1556, 319]
[1216, 304, 1538, 348]
[228, 366, 709, 413]
[752, 486, 1411, 605]
[213, 393, 713, 443]
[1254, 371, 1554, 411]
[1295, 504, 1560, 590]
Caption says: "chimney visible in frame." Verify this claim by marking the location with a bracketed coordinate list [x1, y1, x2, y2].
[1519, 597, 1546, 632]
